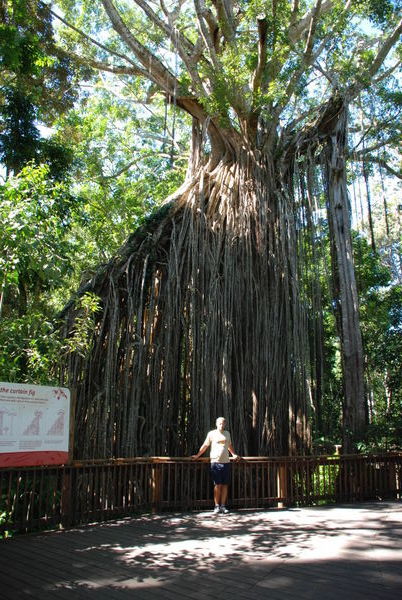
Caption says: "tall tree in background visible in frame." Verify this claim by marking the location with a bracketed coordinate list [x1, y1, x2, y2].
[0, 0, 79, 176]
[0, 1, 85, 381]
[56, 1, 402, 457]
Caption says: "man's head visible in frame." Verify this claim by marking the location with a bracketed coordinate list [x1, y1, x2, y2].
[216, 417, 226, 431]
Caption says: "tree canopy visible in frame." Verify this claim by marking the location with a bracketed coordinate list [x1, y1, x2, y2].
[50, 1, 401, 161]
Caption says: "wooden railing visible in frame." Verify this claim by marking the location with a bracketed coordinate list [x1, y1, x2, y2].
[1, 454, 401, 535]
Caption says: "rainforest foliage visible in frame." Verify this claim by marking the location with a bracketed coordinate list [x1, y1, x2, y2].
[0, 1, 401, 457]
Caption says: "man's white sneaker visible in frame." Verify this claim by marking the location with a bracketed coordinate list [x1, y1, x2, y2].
[213, 505, 221, 514]
[220, 506, 229, 514]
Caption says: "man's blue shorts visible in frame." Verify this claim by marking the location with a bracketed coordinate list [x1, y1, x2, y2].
[210, 462, 231, 485]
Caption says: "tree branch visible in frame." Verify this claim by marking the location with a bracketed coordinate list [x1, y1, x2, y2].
[212, 0, 236, 44]
[101, 0, 179, 95]
[313, 59, 339, 88]
[271, 0, 341, 114]
[367, 18, 402, 80]
[348, 17, 402, 99]
[354, 155, 402, 179]
[280, 4, 327, 115]
[352, 137, 401, 157]
[100, 146, 184, 181]
[372, 60, 401, 85]
[135, 0, 194, 57]
[288, 0, 336, 43]
[252, 16, 268, 93]
[277, 0, 354, 115]
[56, 46, 149, 77]
[134, 0, 210, 97]
[194, 0, 221, 67]
[290, 0, 300, 29]
[304, 0, 322, 58]
[50, 8, 141, 70]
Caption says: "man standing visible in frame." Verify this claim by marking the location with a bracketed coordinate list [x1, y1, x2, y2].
[192, 417, 239, 514]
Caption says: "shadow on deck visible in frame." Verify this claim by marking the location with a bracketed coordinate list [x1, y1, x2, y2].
[0, 501, 401, 600]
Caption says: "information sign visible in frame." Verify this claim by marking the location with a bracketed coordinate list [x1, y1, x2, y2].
[0, 382, 70, 467]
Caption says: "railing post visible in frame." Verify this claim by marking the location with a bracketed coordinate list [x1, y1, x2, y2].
[61, 467, 72, 528]
[151, 462, 161, 513]
[389, 458, 397, 499]
[277, 462, 288, 508]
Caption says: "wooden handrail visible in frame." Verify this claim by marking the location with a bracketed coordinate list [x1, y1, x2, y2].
[70, 453, 402, 466]
[1, 453, 401, 535]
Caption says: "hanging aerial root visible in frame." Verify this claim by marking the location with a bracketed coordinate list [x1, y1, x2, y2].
[62, 147, 314, 459]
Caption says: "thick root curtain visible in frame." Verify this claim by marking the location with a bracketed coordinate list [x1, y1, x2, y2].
[64, 149, 311, 458]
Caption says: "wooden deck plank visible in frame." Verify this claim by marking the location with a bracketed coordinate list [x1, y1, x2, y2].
[0, 502, 401, 600]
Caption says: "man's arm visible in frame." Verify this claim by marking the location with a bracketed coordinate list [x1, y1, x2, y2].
[192, 443, 209, 459]
[228, 443, 239, 460]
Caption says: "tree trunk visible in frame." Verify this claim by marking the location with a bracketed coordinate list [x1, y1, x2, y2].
[63, 126, 312, 459]
[325, 107, 367, 451]
[63, 99, 367, 460]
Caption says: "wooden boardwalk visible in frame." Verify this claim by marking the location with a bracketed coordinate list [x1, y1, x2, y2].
[0, 501, 401, 600]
